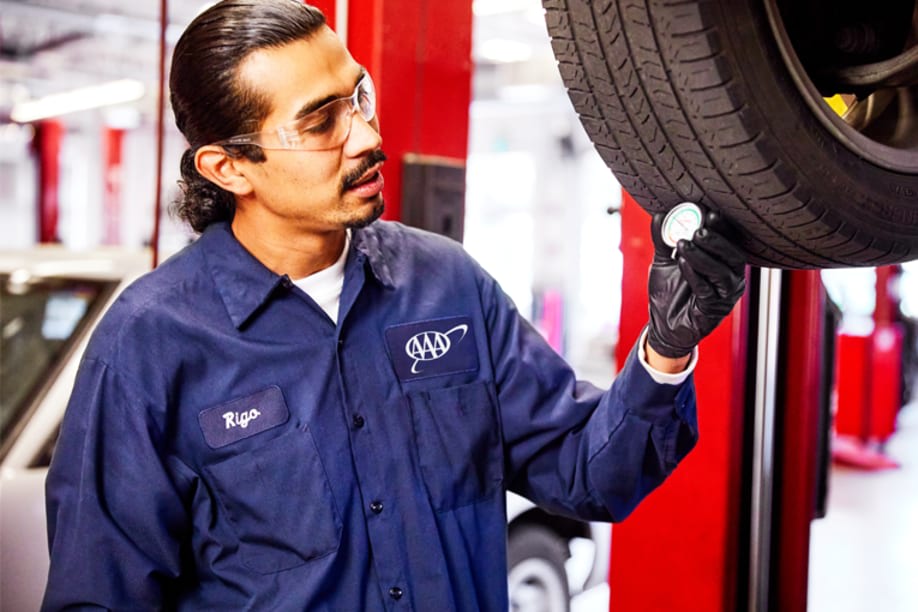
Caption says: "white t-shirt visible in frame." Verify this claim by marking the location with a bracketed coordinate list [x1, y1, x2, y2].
[291, 233, 349, 324]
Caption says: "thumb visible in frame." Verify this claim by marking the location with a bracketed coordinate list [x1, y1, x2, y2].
[649, 212, 672, 259]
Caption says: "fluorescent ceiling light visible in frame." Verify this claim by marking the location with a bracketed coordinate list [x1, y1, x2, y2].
[11, 79, 146, 123]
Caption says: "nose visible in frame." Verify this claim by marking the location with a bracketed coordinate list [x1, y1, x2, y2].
[343, 111, 382, 158]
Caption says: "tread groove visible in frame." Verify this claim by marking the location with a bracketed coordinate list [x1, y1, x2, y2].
[542, 0, 917, 267]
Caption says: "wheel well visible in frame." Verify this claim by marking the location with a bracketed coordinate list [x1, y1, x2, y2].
[777, 0, 916, 90]
[508, 507, 590, 543]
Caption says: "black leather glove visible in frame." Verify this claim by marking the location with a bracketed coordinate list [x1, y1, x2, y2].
[646, 210, 746, 358]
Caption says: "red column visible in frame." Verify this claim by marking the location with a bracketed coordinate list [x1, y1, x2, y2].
[610, 192, 748, 611]
[102, 127, 124, 245]
[773, 270, 825, 612]
[870, 265, 902, 442]
[35, 120, 63, 243]
[835, 266, 902, 447]
[346, 0, 472, 222]
[308, 0, 337, 30]
[874, 265, 895, 326]
[870, 324, 902, 441]
[835, 332, 872, 440]
[305, 0, 472, 224]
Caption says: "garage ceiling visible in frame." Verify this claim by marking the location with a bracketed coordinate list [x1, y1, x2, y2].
[0, 0, 553, 126]
[0, 0, 210, 124]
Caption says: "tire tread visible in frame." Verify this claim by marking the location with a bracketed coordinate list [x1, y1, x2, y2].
[543, 0, 916, 267]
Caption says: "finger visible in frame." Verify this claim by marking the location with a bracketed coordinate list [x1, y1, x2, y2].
[650, 211, 672, 257]
[697, 212, 743, 253]
[677, 255, 718, 303]
[679, 257, 741, 319]
[693, 228, 746, 272]
[702, 210, 733, 234]
[677, 240, 740, 297]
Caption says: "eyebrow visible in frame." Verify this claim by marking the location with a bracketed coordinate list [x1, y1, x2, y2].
[293, 68, 367, 121]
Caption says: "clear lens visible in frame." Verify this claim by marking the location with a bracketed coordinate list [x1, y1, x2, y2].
[214, 74, 377, 152]
[282, 76, 375, 150]
[357, 76, 376, 122]
[281, 100, 352, 149]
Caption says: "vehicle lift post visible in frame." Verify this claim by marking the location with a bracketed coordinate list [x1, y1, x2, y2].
[611, 191, 828, 612]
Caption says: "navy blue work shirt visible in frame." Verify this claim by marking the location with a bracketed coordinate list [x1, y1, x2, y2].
[43, 220, 698, 611]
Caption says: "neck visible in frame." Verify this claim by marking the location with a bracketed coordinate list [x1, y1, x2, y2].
[231, 213, 347, 280]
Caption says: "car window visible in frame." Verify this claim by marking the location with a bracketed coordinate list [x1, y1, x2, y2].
[1, 273, 115, 452]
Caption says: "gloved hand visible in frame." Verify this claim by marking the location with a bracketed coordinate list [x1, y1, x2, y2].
[646, 210, 746, 359]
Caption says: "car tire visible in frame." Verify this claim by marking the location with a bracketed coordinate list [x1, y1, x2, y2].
[508, 525, 571, 612]
[544, 0, 918, 268]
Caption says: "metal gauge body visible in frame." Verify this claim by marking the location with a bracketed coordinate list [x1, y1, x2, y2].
[661, 202, 704, 248]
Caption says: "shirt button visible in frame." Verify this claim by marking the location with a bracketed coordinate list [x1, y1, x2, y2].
[369, 500, 384, 514]
[388, 586, 403, 600]
[352, 414, 365, 429]
[281, 275, 293, 289]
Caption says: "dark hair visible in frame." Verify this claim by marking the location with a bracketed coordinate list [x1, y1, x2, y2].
[169, 0, 326, 232]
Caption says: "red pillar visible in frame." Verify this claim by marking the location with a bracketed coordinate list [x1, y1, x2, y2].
[870, 324, 902, 441]
[610, 191, 748, 611]
[870, 265, 902, 442]
[306, 0, 472, 224]
[874, 265, 895, 326]
[835, 332, 872, 440]
[835, 266, 902, 448]
[308, 0, 338, 30]
[773, 270, 826, 612]
[102, 127, 125, 245]
[345, 0, 472, 223]
[35, 120, 63, 243]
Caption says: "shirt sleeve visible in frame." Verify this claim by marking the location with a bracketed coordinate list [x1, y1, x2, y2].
[637, 326, 698, 385]
[42, 358, 189, 611]
[480, 274, 698, 523]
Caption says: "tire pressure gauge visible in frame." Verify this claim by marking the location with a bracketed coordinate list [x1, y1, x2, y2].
[661, 202, 704, 256]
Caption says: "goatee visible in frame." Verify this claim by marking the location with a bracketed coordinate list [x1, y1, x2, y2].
[345, 198, 385, 230]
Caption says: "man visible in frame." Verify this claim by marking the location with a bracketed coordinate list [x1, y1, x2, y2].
[43, 0, 745, 609]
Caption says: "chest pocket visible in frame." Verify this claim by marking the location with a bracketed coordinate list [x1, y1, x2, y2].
[205, 427, 342, 573]
[407, 381, 504, 511]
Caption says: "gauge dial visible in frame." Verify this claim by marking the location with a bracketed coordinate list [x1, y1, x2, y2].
[661, 202, 703, 248]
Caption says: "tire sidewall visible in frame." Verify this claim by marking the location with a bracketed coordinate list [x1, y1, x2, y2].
[711, 0, 918, 233]
[507, 526, 571, 612]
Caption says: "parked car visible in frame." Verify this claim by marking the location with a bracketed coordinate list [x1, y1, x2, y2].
[0, 246, 149, 612]
[507, 492, 610, 612]
[0, 246, 610, 612]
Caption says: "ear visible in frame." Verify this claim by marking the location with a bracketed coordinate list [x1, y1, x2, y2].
[195, 146, 254, 196]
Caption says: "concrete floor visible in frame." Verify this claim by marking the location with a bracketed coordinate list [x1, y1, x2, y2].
[575, 393, 918, 612]
[808, 400, 918, 611]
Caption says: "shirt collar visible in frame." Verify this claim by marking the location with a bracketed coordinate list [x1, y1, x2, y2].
[200, 221, 394, 329]
[199, 222, 286, 329]
[351, 223, 395, 290]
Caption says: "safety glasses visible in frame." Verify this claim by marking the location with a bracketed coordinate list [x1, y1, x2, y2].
[212, 74, 376, 152]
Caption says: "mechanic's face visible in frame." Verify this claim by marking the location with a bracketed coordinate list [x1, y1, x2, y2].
[233, 27, 385, 233]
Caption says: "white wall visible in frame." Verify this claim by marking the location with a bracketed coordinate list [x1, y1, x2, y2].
[465, 94, 621, 386]
[1, 111, 191, 256]
[0, 125, 38, 249]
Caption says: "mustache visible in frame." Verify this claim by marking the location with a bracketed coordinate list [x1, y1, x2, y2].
[341, 149, 389, 193]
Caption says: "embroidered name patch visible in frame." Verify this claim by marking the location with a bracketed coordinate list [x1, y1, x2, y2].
[385, 316, 478, 381]
[198, 386, 289, 449]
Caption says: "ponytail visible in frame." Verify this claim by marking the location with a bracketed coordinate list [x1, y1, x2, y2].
[171, 148, 236, 233]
